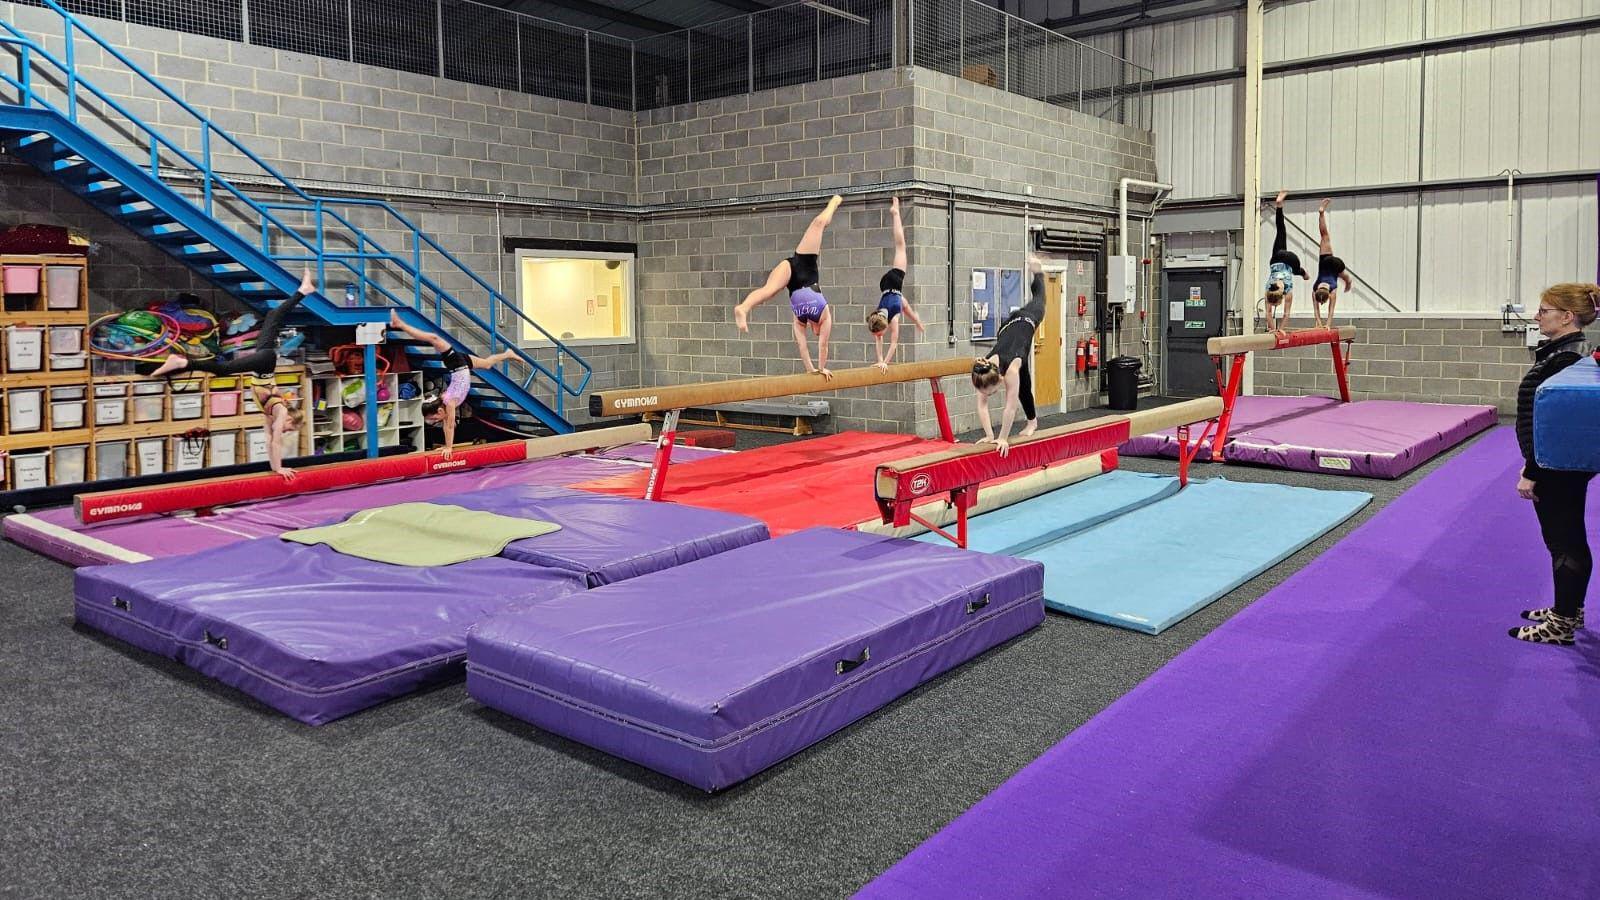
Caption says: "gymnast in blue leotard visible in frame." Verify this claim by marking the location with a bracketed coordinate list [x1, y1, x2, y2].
[734, 195, 842, 378]
[867, 198, 925, 370]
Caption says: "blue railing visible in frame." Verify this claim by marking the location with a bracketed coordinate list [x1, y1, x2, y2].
[0, 0, 590, 415]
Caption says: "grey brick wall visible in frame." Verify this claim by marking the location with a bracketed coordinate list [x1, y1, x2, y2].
[909, 69, 1157, 207]
[0, 162, 225, 313]
[1251, 316, 1535, 413]
[637, 69, 916, 205]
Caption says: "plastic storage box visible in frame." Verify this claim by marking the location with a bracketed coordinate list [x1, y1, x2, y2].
[45, 265, 82, 309]
[6, 326, 44, 371]
[50, 385, 86, 429]
[96, 441, 129, 480]
[209, 390, 241, 417]
[171, 435, 206, 472]
[94, 397, 127, 426]
[170, 393, 204, 421]
[7, 387, 43, 432]
[246, 428, 269, 463]
[10, 451, 48, 490]
[132, 393, 165, 423]
[51, 444, 87, 485]
[3, 264, 41, 294]
[135, 438, 165, 476]
[48, 326, 82, 354]
[209, 430, 238, 467]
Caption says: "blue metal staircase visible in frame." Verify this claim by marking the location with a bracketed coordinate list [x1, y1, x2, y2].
[0, 0, 589, 434]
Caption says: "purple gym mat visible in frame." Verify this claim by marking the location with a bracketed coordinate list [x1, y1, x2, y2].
[5, 454, 645, 567]
[69, 478, 766, 725]
[859, 426, 1600, 900]
[594, 441, 730, 463]
[75, 541, 584, 725]
[1226, 399, 1496, 478]
[467, 527, 1045, 791]
[1119, 394, 1339, 460]
[429, 484, 769, 585]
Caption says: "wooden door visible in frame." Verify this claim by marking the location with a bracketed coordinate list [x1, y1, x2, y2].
[1034, 273, 1064, 409]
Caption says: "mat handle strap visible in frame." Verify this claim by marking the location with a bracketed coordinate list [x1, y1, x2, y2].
[835, 648, 870, 675]
[203, 630, 229, 651]
[966, 593, 992, 615]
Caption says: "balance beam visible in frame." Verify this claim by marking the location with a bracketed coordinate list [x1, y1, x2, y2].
[590, 358, 977, 501]
[1206, 325, 1355, 355]
[875, 397, 1224, 547]
[74, 423, 652, 525]
[1207, 326, 1357, 460]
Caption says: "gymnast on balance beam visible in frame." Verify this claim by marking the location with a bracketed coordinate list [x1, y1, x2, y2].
[867, 197, 926, 370]
[971, 255, 1046, 458]
[1264, 190, 1310, 332]
[734, 194, 843, 378]
[149, 268, 315, 481]
[1311, 198, 1355, 328]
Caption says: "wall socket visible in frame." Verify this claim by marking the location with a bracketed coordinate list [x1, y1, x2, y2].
[1525, 324, 1542, 348]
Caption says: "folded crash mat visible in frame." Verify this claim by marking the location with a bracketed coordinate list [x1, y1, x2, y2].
[75, 539, 585, 725]
[466, 527, 1045, 791]
[1535, 356, 1600, 472]
[427, 484, 770, 586]
[282, 502, 561, 567]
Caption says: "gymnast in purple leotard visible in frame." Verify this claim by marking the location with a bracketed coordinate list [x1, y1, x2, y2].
[734, 195, 842, 378]
[387, 311, 518, 459]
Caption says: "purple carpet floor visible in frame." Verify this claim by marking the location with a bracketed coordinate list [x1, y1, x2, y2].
[3, 454, 646, 567]
[859, 426, 1600, 899]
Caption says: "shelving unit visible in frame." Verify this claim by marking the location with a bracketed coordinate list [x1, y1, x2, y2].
[310, 371, 426, 456]
[1, 253, 314, 490]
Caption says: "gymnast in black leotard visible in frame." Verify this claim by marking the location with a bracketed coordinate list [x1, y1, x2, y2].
[149, 268, 316, 480]
[972, 260, 1046, 456]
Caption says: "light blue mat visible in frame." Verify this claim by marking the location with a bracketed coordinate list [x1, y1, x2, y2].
[918, 471, 1372, 634]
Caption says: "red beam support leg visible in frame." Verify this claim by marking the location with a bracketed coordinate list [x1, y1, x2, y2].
[1330, 339, 1352, 403]
[644, 408, 679, 502]
[930, 377, 955, 443]
[1210, 353, 1246, 462]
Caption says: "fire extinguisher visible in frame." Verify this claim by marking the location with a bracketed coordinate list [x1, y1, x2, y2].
[1077, 293, 1088, 317]
[1074, 339, 1087, 374]
[1086, 336, 1100, 370]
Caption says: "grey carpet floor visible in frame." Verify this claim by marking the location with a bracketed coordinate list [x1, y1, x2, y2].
[0, 408, 1506, 900]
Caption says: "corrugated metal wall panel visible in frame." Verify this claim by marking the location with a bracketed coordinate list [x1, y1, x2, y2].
[1259, 197, 1421, 313]
[1427, 0, 1600, 38]
[1266, 0, 1424, 63]
[1123, 11, 1237, 79]
[1152, 82, 1238, 199]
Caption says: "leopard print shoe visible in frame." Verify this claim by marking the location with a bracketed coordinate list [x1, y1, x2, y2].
[1520, 607, 1585, 629]
[1509, 611, 1578, 646]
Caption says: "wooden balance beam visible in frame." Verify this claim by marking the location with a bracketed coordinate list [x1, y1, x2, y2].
[588, 358, 978, 501]
[1207, 326, 1357, 462]
[875, 397, 1224, 548]
[74, 423, 652, 525]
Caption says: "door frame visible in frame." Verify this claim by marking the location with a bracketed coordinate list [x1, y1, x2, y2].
[1040, 263, 1071, 412]
[1161, 255, 1234, 398]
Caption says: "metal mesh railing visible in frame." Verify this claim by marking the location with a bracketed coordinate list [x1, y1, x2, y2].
[9, 0, 1149, 124]
[909, 0, 1152, 130]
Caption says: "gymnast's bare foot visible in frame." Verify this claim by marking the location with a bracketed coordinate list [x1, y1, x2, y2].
[150, 353, 189, 378]
[1319, 198, 1332, 213]
[390, 309, 404, 329]
[299, 267, 315, 295]
[734, 303, 749, 333]
[1275, 190, 1288, 207]
[1019, 422, 1038, 439]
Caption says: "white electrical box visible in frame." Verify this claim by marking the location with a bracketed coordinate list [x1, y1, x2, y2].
[1108, 255, 1138, 309]
[1525, 324, 1542, 348]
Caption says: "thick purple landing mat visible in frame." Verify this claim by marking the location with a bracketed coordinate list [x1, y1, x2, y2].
[1226, 399, 1496, 478]
[859, 427, 1600, 900]
[75, 541, 583, 725]
[594, 441, 730, 463]
[5, 454, 644, 567]
[70, 481, 763, 725]
[1120, 394, 1338, 461]
[429, 485, 768, 585]
[468, 527, 1045, 791]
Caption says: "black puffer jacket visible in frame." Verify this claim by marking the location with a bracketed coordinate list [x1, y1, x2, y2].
[1516, 330, 1590, 480]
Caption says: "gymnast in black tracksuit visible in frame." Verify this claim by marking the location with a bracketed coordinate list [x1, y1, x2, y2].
[972, 266, 1046, 455]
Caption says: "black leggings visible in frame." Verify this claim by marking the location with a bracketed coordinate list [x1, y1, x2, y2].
[1269, 206, 1302, 272]
[187, 289, 306, 377]
[1532, 470, 1595, 618]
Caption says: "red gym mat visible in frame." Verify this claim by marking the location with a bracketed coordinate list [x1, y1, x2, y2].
[573, 432, 949, 536]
